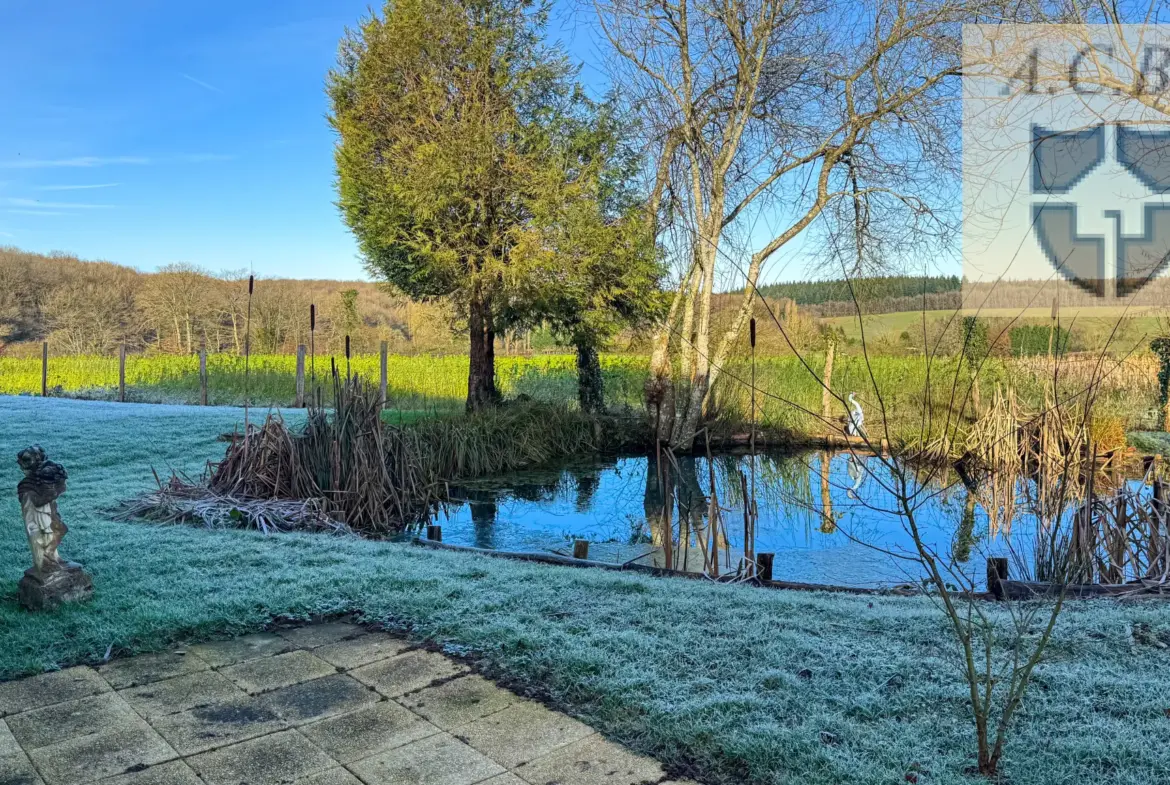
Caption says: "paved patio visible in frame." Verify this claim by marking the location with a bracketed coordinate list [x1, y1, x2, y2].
[0, 623, 685, 785]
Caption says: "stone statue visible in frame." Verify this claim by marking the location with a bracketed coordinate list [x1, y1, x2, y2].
[16, 445, 92, 610]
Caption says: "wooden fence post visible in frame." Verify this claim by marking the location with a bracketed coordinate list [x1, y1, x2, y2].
[295, 345, 306, 408]
[118, 345, 126, 402]
[756, 552, 774, 582]
[821, 342, 835, 421]
[379, 341, 388, 409]
[572, 540, 590, 560]
[199, 350, 208, 406]
[41, 342, 48, 397]
[986, 557, 1009, 600]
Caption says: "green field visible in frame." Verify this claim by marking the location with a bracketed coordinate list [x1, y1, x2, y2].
[822, 309, 1165, 354]
[0, 352, 650, 411]
[3, 396, 1170, 785]
[2, 348, 1163, 440]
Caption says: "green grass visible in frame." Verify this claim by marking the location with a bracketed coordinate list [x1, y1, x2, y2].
[0, 352, 650, 411]
[821, 309, 1165, 355]
[3, 396, 1170, 784]
[5, 346, 1161, 443]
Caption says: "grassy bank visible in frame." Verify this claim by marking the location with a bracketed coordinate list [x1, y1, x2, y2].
[2, 396, 1170, 784]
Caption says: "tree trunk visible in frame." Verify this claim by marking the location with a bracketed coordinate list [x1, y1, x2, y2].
[467, 285, 498, 411]
[646, 263, 695, 443]
[575, 340, 604, 413]
[671, 233, 719, 449]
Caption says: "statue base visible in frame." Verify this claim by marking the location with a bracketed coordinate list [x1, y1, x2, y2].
[18, 563, 93, 611]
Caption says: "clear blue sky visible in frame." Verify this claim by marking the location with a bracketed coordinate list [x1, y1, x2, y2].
[0, 0, 605, 280]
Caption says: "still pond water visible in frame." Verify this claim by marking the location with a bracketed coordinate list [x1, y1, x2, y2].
[436, 451, 1026, 589]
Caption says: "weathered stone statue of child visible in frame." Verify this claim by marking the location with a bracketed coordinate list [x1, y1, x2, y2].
[15, 445, 92, 610]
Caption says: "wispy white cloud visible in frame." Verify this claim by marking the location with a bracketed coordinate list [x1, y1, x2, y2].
[38, 183, 121, 191]
[0, 156, 150, 169]
[0, 230, 13, 237]
[8, 209, 66, 216]
[6, 198, 114, 210]
[180, 73, 224, 94]
[0, 154, 232, 171]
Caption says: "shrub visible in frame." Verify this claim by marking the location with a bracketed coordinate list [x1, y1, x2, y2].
[1010, 324, 1070, 357]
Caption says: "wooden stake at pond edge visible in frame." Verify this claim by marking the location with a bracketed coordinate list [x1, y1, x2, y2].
[118, 344, 126, 403]
[244, 274, 254, 432]
[199, 349, 208, 406]
[379, 341, 388, 409]
[573, 540, 589, 560]
[749, 316, 757, 577]
[309, 303, 317, 392]
[295, 345, 306, 408]
[756, 552, 774, 582]
[1048, 295, 1059, 359]
[41, 341, 47, 397]
[822, 341, 835, 420]
[427, 524, 442, 541]
[986, 557, 1009, 600]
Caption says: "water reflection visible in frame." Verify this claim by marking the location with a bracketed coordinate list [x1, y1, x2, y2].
[439, 451, 1155, 589]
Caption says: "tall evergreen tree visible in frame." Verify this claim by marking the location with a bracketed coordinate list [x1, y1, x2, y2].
[329, 0, 583, 410]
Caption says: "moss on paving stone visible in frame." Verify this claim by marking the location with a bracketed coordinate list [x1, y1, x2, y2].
[3, 397, 1170, 785]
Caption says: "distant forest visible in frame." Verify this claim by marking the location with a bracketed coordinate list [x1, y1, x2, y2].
[0, 247, 482, 357]
[755, 275, 961, 305]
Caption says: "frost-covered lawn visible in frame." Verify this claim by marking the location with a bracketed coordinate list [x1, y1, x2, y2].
[2, 396, 1169, 785]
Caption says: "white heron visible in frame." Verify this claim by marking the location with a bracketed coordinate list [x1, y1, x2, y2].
[845, 392, 865, 437]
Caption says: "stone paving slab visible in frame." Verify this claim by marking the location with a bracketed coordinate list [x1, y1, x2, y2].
[119, 671, 245, 719]
[5, 692, 140, 751]
[351, 650, 468, 699]
[98, 652, 208, 691]
[0, 667, 110, 718]
[186, 729, 335, 785]
[457, 700, 596, 769]
[0, 750, 44, 785]
[298, 700, 437, 764]
[399, 674, 516, 731]
[149, 695, 288, 756]
[348, 733, 505, 785]
[218, 650, 338, 695]
[313, 633, 410, 670]
[256, 673, 380, 726]
[186, 634, 293, 668]
[0, 719, 21, 757]
[0, 622, 669, 785]
[514, 735, 665, 785]
[25, 719, 176, 785]
[93, 760, 203, 785]
[275, 623, 367, 650]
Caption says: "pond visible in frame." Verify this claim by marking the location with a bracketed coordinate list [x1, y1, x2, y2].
[434, 451, 1045, 589]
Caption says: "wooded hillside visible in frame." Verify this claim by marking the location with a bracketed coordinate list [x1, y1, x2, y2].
[0, 247, 467, 356]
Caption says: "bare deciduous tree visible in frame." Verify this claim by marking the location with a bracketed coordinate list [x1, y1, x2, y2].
[596, 0, 970, 447]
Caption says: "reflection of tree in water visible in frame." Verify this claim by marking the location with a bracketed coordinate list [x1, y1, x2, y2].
[820, 452, 836, 534]
[642, 453, 667, 546]
[462, 488, 499, 550]
[575, 473, 599, 512]
[952, 492, 976, 563]
[511, 475, 564, 503]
